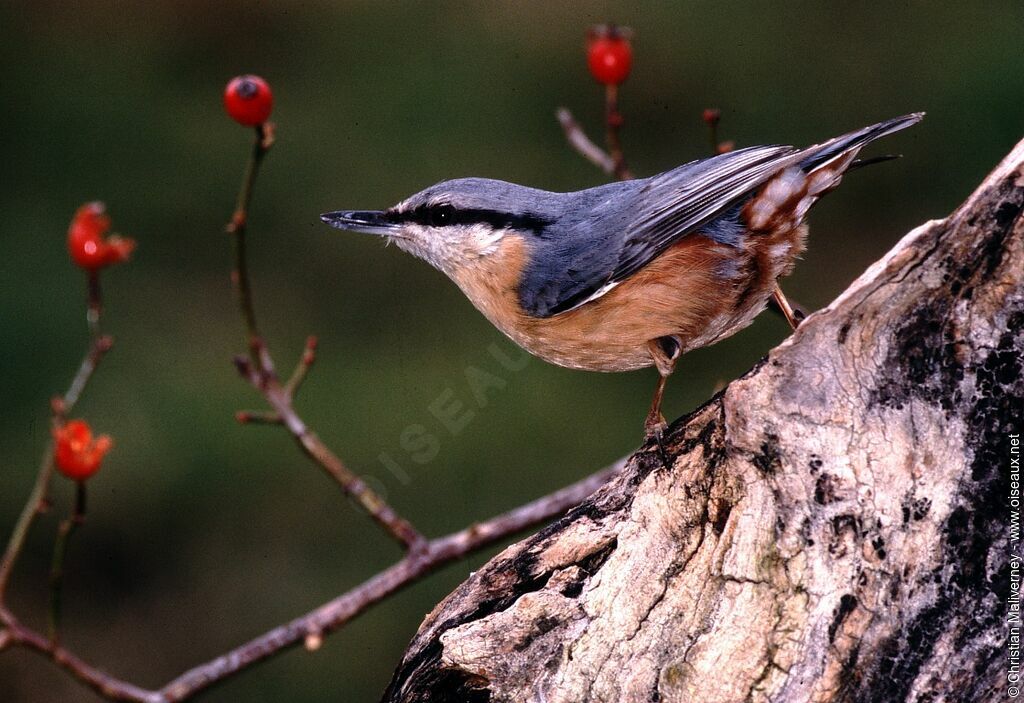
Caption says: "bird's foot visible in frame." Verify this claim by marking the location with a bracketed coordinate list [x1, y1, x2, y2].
[643, 413, 672, 468]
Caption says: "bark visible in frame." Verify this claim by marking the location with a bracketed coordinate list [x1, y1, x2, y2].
[382, 139, 1024, 703]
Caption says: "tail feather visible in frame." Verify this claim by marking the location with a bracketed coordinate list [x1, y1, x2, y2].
[799, 112, 924, 172]
[849, 153, 902, 171]
[743, 113, 923, 232]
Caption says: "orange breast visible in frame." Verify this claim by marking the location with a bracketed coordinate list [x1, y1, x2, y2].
[449, 227, 805, 372]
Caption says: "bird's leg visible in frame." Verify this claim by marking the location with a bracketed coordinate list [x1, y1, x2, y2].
[644, 336, 682, 464]
[771, 285, 805, 332]
[645, 373, 670, 435]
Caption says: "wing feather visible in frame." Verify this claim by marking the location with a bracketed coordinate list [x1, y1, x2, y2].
[610, 145, 801, 286]
[523, 114, 923, 318]
[538, 146, 803, 316]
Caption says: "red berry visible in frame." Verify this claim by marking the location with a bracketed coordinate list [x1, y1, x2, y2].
[67, 202, 135, 271]
[702, 108, 721, 125]
[587, 32, 633, 85]
[54, 419, 113, 481]
[224, 75, 273, 126]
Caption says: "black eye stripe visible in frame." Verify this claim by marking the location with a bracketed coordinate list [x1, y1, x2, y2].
[388, 205, 551, 234]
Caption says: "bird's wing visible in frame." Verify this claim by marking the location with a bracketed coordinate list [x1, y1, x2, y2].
[521, 114, 924, 318]
[524, 145, 800, 317]
[609, 145, 800, 291]
[608, 114, 923, 292]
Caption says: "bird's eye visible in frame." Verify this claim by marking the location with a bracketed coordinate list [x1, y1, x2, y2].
[429, 204, 455, 226]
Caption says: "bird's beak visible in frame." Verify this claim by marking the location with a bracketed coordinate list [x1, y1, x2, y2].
[320, 210, 399, 236]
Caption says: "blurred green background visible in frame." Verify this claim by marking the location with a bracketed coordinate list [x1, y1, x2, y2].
[1, 1, 1021, 700]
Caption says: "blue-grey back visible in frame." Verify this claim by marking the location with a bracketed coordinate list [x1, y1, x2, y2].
[516, 113, 923, 318]
[518, 145, 796, 317]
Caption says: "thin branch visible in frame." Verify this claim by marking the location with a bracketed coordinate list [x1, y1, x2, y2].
[227, 123, 274, 356]
[284, 335, 317, 398]
[0, 460, 622, 703]
[86, 272, 102, 340]
[0, 318, 112, 602]
[0, 266, 126, 703]
[157, 459, 622, 701]
[2, 85, 635, 703]
[224, 127, 424, 552]
[0, 446, 55, 602]
[48, 481, 87, 643]
[557, 107, 616, 175]
[259, 378, 424, 550]
[62, 335, 114, 417]
[604, 83, 632, 180]
[556, 103, 633, 181]
[1, 609, 160, 703]
[235, 410, 283, 425]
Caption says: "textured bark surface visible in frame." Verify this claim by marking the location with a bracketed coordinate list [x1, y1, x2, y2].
[382, 139, 1024, 703]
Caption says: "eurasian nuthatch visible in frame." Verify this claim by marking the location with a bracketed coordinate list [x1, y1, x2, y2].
[322, 114, 922, 437]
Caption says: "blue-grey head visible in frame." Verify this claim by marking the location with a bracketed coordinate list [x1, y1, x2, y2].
[321, 177, 568, 278]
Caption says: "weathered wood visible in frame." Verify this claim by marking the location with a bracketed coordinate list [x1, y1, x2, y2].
[382, 138, 1024, 703]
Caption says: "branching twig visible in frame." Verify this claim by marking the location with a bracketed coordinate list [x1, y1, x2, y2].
[2, 84, 630, 703]
[1, 460, 622, 702]
[223, 126, 424, 551]
[0, 311, 112, 603]
[285, 335, 317, 399]
[157, 459, 620, 701]
[557, 87, 632, 180]
[557, 107, 616, 176]
[1, 608, 161, 703]
[557, 100, 632, 182]
[63, 335, 114, 416]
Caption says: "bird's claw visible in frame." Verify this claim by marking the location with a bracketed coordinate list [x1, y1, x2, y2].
[643, 415, 672, 468]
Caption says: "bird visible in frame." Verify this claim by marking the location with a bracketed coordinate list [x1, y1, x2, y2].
[322, 113, 922, 439]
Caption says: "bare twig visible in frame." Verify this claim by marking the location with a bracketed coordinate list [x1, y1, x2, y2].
[557, 94, 632, 180]
[223, 127, 424, 551]
[604, 83, 632, 179]
[557, 99, 633, 181]
[557, 108, 616, 175]
[0, 316, 112, 602]
[158, 459, 621, 701]
[62, 335, 114, 419]
[1, 460, 622, 702]
[0, 446, 55, 601]
[3, 86, 633, 703]
[284, 335, 317, 398]
[1, 609, 161, 703]
[86, 271, 102, 339]
[48, 481, 87, 643]
[227, 123, 274, 356]
[258, 374, 424, 549]
[235, 410, 283, 425]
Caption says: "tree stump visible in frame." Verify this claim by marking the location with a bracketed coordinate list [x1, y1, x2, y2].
[383, 138, 1024, 703]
